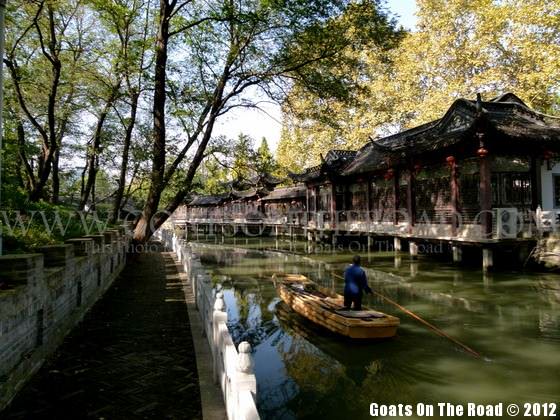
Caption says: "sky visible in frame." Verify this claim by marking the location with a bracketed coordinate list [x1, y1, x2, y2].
[212, 0, 418, 153]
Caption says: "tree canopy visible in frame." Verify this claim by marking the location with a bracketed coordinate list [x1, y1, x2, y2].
[3, 0, 400, 246]
[277, 0, 560, 170]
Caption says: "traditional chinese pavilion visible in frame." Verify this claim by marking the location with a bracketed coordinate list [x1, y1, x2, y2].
[175, 93, 560, 269]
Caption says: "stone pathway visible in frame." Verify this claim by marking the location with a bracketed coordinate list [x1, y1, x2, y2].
[2, 243, 203, 419]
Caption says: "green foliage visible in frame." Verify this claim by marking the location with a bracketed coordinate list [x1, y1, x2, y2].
[190, 133, 282, 195]
[4, 0, 408, 242]
[256, 138, 277, 175]
[1, 188, 115, 253]
[232, 133, 255, 183]
[278, 0, 560, 169]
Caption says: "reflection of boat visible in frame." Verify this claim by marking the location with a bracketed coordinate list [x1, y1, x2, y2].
[273, 273, 399, 339]
[275, 302, 382, 371]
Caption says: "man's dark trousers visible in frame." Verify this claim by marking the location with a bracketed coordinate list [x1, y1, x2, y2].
[344, 293, 362, 310]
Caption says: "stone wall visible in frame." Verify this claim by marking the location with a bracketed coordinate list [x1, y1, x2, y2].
[0, 228, 130, 410]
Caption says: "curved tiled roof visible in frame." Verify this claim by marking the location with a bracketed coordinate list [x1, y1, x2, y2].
[189, 194, 229, 206]
[290, 149, 358, 182]
[260, 185, 307, 201]
[342, 93, 560, 177]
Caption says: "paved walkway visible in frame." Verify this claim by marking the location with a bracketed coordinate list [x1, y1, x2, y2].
[2, 244, 206, 420]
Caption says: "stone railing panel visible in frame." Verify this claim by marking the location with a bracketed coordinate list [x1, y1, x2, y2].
[160, 228, 260, 420]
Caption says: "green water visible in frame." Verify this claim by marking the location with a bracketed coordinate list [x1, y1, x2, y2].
[191, 238, 560, 420]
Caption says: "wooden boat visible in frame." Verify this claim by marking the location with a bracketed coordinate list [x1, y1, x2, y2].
[273, 273, 399, 339]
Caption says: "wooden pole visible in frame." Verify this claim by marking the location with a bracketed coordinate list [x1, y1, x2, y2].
[371, 290, 481, 358]
[331, 273, 482, 358]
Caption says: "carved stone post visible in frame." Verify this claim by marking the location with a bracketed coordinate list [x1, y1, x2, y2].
[236, 342, 257, 420]
[212, 291, 227, 384]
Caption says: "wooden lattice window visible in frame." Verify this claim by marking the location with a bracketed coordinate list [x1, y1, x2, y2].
[502, 172, 531, 206]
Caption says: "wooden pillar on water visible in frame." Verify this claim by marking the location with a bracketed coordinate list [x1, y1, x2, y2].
[406, 169, 416, 231]
[314, 186, 320, 215]
[410, 261, 418, 277]
[305, 186, 310, 230]
[330, 182, 336, 228]
[478, 134, 493, 238]
[366, 180, 372, 228]
[393, 169, 400, 225]
[409, 241, 418, 260]
[448, 156, 460, 236]
[452, 245, 463, 263]
[482, 247, 493, 271]
[530, 155, 542, 211]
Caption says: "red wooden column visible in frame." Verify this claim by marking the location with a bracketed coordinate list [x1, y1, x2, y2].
[447, 156, 460, 236]
[478, 136, 492, 237]
[393, 169, 400, 225]
[406, 169, 416, 229]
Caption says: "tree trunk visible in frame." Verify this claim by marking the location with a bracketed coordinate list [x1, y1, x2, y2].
[80, 160, 88, 207]
[7, 3, 61, 202]
[16, 118, 36, 191]
[135, 105, 223, 241]
[51, 148, 60, 204]
[132, 0, 171, 243]
[111, 91, 138, 223]
[79, 88, 120, 210]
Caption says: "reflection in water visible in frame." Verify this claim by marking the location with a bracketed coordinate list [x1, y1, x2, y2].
[410, 261, 418, 278]
[483, 272, 493, 290]
[190, 239, 560, 420]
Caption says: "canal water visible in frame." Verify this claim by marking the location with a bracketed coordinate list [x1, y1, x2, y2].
[190, 238, 559, 419]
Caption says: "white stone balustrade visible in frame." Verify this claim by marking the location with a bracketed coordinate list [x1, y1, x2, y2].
[159, 228, 260, 420]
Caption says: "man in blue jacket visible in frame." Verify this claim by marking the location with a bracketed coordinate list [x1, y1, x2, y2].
[343, 255, 372, 310]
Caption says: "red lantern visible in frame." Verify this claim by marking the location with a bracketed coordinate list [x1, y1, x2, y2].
[413, 163, 423, 174]
[384, 168, 394, 180]
[543, 150, 554, 160]
[446, 156, 456, 166]
[477, 147, 489, 158]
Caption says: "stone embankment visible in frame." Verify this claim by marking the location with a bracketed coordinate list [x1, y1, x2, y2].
[0, 227, 130, 410]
